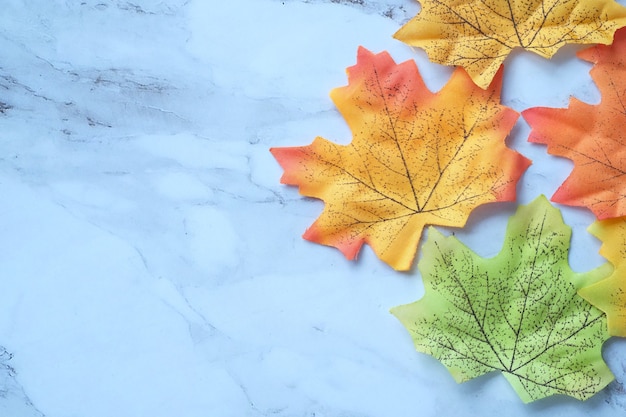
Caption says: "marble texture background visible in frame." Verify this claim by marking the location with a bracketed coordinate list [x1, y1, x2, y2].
[0, 1, 625, 416]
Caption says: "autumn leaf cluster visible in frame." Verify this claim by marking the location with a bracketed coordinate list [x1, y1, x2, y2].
[270, 0, 626, 404]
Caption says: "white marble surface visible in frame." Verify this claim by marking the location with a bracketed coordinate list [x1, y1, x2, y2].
[1, 1, 625, 416]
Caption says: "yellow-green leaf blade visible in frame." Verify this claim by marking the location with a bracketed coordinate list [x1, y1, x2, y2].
[392, 195, 613, 402]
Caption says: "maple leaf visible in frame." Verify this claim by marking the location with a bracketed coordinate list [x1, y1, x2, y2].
[523, 27, 626, 220]
[579, 217, 626, 337]
[270, 47, 529, 271]
[394, 0, 626, 89]
[391, 195, 613, 402]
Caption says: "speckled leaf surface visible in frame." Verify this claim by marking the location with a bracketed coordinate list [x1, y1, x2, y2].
[392, 196, 613, 402]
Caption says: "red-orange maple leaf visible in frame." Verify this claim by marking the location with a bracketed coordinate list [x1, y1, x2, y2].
[523, 27, 626, 219]
[271, 48, 529, 270]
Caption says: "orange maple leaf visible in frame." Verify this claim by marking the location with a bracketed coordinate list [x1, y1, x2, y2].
[578, 217, 626, 337]
[395, 0, 626, 89]
[270, 48, 530, 271]
[523, 27, 626, 220]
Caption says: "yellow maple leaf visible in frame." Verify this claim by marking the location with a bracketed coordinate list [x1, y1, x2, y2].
[579, 218, 626, 337]
[270, 48, 530, 271]
[395, 0, 626, 89]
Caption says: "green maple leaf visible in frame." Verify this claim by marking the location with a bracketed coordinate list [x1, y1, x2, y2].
[391, 196, 613, 402]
